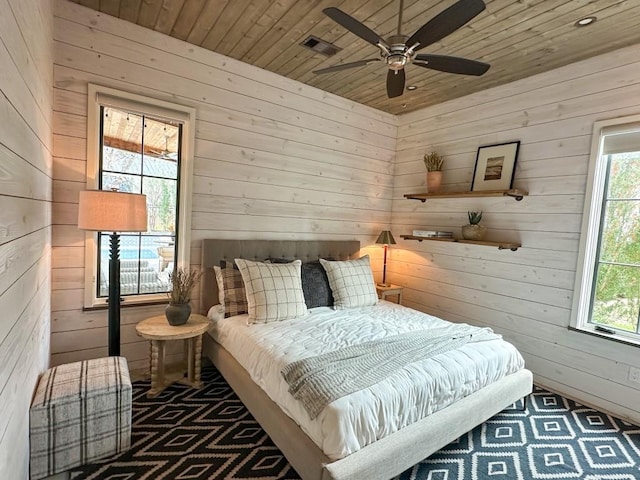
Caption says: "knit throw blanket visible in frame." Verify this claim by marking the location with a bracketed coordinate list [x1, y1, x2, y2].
[281, 324, 499, 419]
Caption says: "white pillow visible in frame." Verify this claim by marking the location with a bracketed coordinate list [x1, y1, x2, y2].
[234, 258, 307, 323]
[207, 304, 225, 321]
[319, 255, 378, 309]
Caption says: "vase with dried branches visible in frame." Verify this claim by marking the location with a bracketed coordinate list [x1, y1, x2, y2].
[165, 268, 201, 326]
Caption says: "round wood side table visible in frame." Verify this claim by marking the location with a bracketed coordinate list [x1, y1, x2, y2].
[375, 284, 404, 304]
[135, 314, 210, 398]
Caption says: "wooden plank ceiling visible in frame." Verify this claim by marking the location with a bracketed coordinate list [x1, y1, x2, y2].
[72, 0, 640, 115]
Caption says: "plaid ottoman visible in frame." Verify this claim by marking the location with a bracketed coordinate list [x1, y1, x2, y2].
[29, 357, 132, 479]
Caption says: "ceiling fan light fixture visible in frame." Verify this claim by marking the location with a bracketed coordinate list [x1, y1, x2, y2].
[387, 54, 408, 70]
[575, 16, 596, 27]
[406, 85, 418, 91]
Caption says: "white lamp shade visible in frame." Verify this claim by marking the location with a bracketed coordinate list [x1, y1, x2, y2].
[78, 190, 148, 232]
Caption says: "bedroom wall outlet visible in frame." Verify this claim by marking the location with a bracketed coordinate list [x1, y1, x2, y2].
[629, 366, 640, 384]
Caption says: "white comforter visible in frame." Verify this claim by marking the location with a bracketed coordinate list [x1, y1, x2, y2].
[208, 301, 525, 460]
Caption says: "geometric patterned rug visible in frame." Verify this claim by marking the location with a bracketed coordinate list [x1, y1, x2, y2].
[398, 390, 640, 480]
[69, 366, 640, 480]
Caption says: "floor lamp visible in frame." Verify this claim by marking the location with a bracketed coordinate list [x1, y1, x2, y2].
[376, 230, 396, 287]
[78, 190, 147, 356]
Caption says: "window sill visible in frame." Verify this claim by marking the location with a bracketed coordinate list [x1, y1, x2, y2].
[83, 297, 169, 312]
[568, 325, 640, 348]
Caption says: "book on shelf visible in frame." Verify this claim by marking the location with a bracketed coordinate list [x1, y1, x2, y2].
[412, 230, 453, 238]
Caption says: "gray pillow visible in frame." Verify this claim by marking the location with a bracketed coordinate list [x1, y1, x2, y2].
[301, 262, 334, 308]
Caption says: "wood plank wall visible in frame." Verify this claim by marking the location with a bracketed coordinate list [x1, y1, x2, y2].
[391, 43, 640, 425]
[0, 0, 53, 477]
[51, 0, 397, 371]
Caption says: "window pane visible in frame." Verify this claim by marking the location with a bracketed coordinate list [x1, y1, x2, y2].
[102, 109, 143, 174]
[592, 263, 640, 333]
[143, 119, 179, 178]
[143, 176, 177, 234]
[143, 235, 175, 282]
[119, 235, 142, 260]
[102, 146, 142, 175]
[598, 200, 640, 265]
[98, 234, 171, 297]
[143, 155, 178, 179]
[153, 237, 175, 275]
[98, 233, 109, 297]
[606, 153, 640, 199]
[143, 119, 179, 176]
[102, 172, 141, 194]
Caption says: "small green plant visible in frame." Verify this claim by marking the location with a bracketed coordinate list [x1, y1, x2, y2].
[468, 211, 483, 225]
[167, 268, 201, 304]
[423, 152, 444, 171]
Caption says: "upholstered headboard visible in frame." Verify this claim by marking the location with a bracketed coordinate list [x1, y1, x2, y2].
[200, 239, 361, 313]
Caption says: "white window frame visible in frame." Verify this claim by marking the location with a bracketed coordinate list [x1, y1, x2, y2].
[83, 84, 195, 308]
[571, 114, 640, 346]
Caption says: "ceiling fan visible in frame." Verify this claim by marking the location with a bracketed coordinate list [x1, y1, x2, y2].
[313, 0, 490, 98]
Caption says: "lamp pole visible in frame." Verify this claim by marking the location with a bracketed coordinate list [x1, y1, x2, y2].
[108, 232, 121, 356]
[381, 243, 389, 286]
[376, 230, 396, 287]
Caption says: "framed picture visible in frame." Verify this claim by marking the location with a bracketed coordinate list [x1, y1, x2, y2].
[471, 141, 520, 191]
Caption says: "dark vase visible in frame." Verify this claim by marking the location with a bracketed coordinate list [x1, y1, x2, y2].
[165, 303, 191, 326]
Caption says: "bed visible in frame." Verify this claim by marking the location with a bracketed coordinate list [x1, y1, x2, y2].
[200, 239, 533, 480]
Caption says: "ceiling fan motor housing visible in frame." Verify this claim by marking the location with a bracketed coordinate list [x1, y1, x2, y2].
[385, 34, 412, 70]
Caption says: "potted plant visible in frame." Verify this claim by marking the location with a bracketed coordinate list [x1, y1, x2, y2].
[461, 211, 487, 241]
[166, 268, 201, 326]
[423, 152, 444, 193]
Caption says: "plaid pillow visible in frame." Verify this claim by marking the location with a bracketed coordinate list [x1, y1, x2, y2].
[235, 258, 307, 324]
[263, 258, 334, 308]
[215, 261, 248, 318]
[319, 255, 378, 309]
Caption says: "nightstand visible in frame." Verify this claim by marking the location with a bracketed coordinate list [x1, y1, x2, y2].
[136, 314, 210, 398]
[376, 284, 403, 304]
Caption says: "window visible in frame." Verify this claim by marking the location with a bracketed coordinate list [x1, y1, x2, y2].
[84, 85, 195, 308]
[572, 115, 640, 344]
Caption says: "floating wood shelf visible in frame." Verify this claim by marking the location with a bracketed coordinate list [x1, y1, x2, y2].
[400, 235, 521, 251]
[404, 189, 528, 202]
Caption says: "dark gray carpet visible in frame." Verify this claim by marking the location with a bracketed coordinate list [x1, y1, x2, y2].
[70, 366, 640, 479]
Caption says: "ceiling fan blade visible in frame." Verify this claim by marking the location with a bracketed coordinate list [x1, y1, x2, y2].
[323, 7, 387, 48]
[414, 54, 490, 76]
[313, 58, 381, 75]
[387, 69, 406, 98]
[406, 0, 486, 52]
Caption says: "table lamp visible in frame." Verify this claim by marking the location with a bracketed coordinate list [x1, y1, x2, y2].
[78, 190, 147, 356]
[376, 230, 396, 287]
